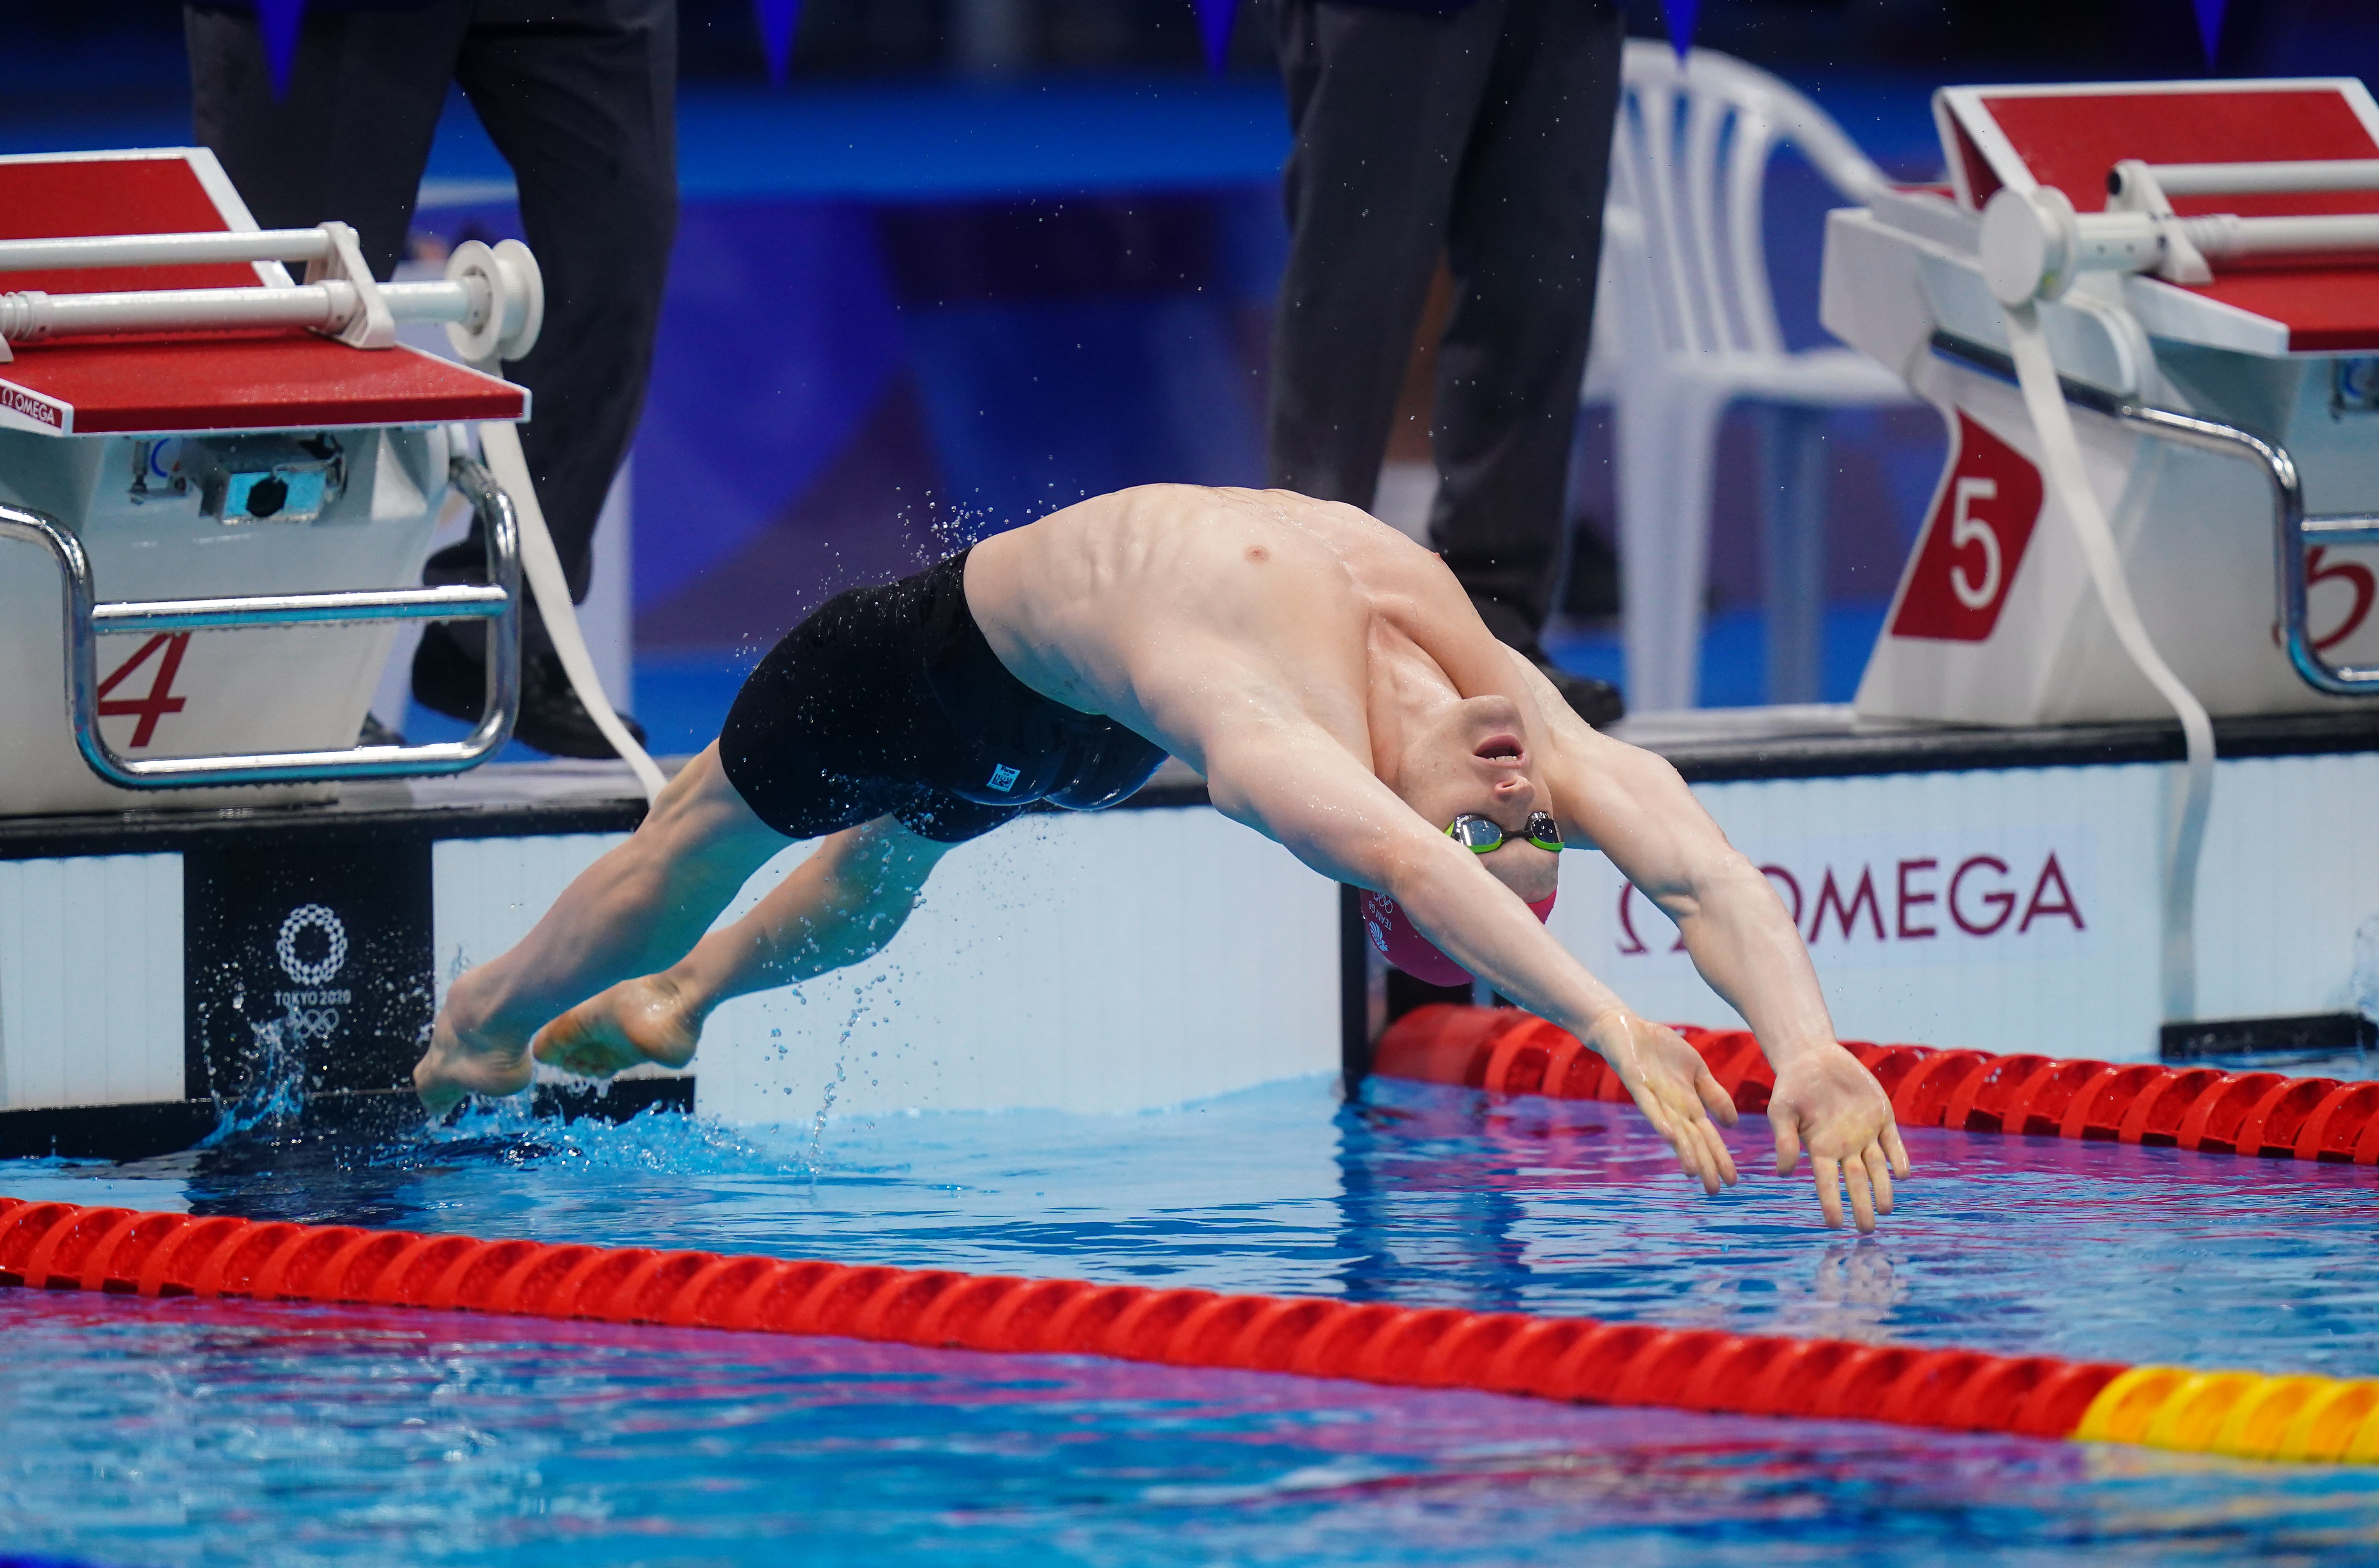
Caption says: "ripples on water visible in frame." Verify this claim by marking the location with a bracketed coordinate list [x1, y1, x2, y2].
[3, 1074, 2378, 1563]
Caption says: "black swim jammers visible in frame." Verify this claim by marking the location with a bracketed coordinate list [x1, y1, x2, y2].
[718, 551, 1168, 844]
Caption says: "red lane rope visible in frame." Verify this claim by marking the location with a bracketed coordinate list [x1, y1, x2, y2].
[0, 1195, 2122, 1441]
[1374, 1005, 2379, 1164]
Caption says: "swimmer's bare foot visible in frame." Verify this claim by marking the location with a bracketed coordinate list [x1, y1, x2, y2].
[531, 973, 702, 1082]
[414, 1007, 535, 1119]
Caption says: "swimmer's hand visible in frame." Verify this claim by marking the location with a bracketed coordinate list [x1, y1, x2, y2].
[1767, 1044, 1909, 1234]
[414, 1008, 534, 1120]
[1586, 1012, 1741, 1196]
[529, 974, 702, 1083]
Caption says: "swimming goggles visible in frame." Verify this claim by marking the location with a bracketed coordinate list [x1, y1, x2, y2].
[1445, 811, 1564, 854]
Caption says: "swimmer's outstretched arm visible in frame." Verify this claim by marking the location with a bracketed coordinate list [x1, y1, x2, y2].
[1508, 658, 1909, 1231]
[1199, 718, 1749, 1208]
[415, 744, 791, 1115]
[528, 816, 952, 1084]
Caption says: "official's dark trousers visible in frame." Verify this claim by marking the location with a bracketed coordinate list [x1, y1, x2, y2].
[1268, 0, 1622, 653]
[186, 0, 678, 655]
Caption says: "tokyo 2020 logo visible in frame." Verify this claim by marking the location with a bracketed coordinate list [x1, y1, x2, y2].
[275, 903, 349, 987]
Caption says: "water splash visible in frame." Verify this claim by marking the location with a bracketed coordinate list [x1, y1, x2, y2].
[400, 1092, 828, 1180]
[2351, 913, 2379, 1025]
[803, 969, 897, 1181]
[198, 1001, 315, 1146]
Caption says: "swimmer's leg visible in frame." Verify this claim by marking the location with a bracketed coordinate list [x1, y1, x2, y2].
[415, 742, 791, 1115]
[529, 813, 953, 1083]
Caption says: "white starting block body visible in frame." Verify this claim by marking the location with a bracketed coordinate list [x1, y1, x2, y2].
[1824, 79, 2379, 726]
[0, 149, 530, 816]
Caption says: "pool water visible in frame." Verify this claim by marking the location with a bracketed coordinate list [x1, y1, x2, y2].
[4, 1074, 2379, 1564]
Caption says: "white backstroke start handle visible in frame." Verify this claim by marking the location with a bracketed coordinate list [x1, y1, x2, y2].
[0, 225, 544, 364]
[1981, 169, 2379, 303]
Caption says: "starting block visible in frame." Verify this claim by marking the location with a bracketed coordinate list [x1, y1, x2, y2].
[0, 148, 1344, 1154]
[0, 148, 542, 816]
[1820, 77, 2379, 1024]
[1826, 77, 2379, 723]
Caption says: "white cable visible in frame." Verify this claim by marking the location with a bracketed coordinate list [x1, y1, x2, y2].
[475, 417, 667, 804]
[2002, 302, 2214, 1023]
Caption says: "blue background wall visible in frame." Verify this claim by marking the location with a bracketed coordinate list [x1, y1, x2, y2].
[9, 1, 2377, 736]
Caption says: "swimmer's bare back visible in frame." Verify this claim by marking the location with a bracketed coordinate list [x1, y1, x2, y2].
[962, 484, 1537, 778]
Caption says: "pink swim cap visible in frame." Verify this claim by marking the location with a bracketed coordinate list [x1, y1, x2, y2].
[1360, 889, 1557, 986]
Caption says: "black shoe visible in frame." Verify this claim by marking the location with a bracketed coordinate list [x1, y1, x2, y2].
[1535, 661, 1626, 727]
[412, 622, 648, 761]
[1559, 518, 1622, 621]
[358, 712, 407, 748]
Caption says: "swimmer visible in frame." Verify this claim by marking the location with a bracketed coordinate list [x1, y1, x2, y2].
[416, 486, 1910, 1230]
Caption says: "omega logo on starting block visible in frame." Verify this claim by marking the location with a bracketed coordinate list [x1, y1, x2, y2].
[0, 381, 64, 431]
[1888, 412, 2044, 643]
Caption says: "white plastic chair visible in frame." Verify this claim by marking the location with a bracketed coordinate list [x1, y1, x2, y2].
[1595, 42, 1919, 711]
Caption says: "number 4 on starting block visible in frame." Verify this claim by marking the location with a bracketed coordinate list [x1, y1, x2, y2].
[96, 632, 192, 748]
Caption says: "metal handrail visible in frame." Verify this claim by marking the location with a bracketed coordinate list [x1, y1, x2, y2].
[0, 226, 338, 271]
[0, 453, 521, 788]
[91, 583, 511, 635]
[1930, 329, 2379, 697]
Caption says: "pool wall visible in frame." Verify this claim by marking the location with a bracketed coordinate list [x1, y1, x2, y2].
[5, 707, 2377, 1156]
[434, 805, 1341, 1119]
[0, 766, 1343, 1154]
[1552, 742, 2379, 1060]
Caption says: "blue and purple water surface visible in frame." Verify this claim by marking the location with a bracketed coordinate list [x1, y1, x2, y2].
[3, 1072, 2378, 1565]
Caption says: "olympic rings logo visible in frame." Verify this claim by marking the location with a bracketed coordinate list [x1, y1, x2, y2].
[276, 903, 349, 987]
[285, 1006, 341, 1043]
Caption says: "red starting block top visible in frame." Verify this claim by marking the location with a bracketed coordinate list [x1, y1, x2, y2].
[1936, 79, 2379, 354]
[0, 149, 525, 437]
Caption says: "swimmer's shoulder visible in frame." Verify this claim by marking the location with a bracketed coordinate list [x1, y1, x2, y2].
[994, 484, 1447, 621]
[1024, 484, 1391, 550]
[1247, 491, 1472, 621]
